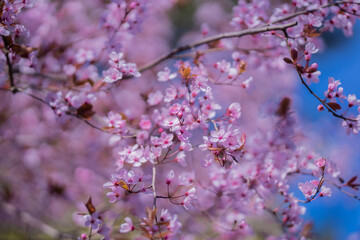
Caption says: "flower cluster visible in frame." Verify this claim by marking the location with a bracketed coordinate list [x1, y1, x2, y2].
[45, 91, 96, 119]
[103, 51, 140, 83]
[0, 0, 33, 37]
[103, 168, 147, 203]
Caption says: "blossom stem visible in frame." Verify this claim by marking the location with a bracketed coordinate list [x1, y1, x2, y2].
[152, 165, 157, 209]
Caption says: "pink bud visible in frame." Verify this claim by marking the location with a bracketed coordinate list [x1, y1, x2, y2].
[129, 2, 137, 9]
[317, 105, 324, 112]
[315, 157, 326, 168]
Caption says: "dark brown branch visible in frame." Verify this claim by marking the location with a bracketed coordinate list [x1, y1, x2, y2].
[2, 36, 17, 93]
[296, 69, 356, 122]
[137, 21, 298, 73]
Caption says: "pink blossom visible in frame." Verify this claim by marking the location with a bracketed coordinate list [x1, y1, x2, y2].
[347, 94, 360, 107]
[317, 104, 324, 112]
[210, 129, 229, 143]
[182, 187, 197, 210]
[103, 68, 123, 83]
[305, 42, 319, 55]
[226, 102, 241, 120]
[157, 67, 177, 82]
[120, 217, 135, 233]
[315, 157, 326, 168]
[63, 64, 76, 76]
[200, 22, 209, 36]
[75, 49, 95, 64]
[163, 116, 180, 129]
[164, 85, 178, 102]
[139, 116, 152, 130]
[108, 51, 124, 66]
[83, 212, 102, 229]
[303, 70, 321, 85]
[241, 76, 253, 89]
[298, 180, 318, 199]
[147, 90, 164, 106]
[78, 233, 87, 240]
[166, 170, 174, 184]
[174, 151, 187, 167]
[104, 111, 126, 130]
[307, 13, 323, 28]
[201, 154, 213, 167]
[319, 186, 332, 197]
[342, 119, 360, 135]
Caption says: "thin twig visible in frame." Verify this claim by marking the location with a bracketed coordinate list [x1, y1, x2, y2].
[2, 36, 17, 93]
[152, 165, 157, 210]
[296, 69, 356, 122]
[282, 29, 357, 122]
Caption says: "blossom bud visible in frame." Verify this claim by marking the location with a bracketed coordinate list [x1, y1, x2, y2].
[291, 49, 298, 60]
[317, 105, 324, 112]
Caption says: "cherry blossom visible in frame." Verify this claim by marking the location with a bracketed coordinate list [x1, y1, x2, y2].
[119, 217, 135, 233]
[1, 0, 360, 239]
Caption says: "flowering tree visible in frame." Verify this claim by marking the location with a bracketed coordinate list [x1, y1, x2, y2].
[1, 0, 360, 239]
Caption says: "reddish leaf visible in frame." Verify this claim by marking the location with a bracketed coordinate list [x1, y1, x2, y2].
[348, 176, 358, 184]
[291, 49, 298, 60]
[327, 102, 341, 111]
[85, 197, 96, 214]
[283, 57, 293, 64]
[338, 177, 345, 184]
[276, 97, 292, 117]
[77, 103, 95, 119]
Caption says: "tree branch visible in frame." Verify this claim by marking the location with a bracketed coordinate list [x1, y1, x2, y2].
[2, 36, 17, 94]
[137, 21, 298, 73]
[136, 1, 360, 75]
[0, 87, 133, 136]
